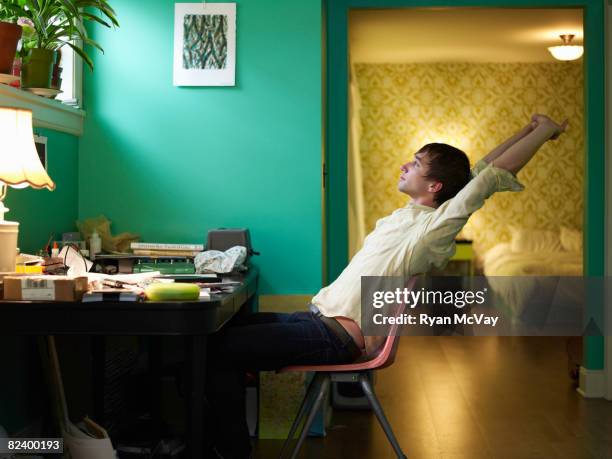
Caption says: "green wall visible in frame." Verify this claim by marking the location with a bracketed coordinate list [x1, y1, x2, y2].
[4, 128, 79, 253]
[79, 0, 324, 295]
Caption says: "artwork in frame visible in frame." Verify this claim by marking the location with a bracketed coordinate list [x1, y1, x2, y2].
[173, 3, 236, 86]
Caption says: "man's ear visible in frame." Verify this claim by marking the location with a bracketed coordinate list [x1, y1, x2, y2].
[429, 181, 443, 193]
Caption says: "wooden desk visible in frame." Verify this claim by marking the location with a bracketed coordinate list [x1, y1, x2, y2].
[0, 268, 258, 458]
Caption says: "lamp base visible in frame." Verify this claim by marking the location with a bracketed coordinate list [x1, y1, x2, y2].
[0, 220, 19, 273]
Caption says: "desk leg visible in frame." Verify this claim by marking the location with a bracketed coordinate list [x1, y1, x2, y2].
[92, 336, 106, 427]
[150, 337, 163, 438]
[186, 335, 206, 459]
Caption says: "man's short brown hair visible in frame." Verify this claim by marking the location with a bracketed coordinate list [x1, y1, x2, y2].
[418, 143, 471, 206]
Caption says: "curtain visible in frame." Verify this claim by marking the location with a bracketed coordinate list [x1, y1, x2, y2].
[348, 62, 366, 258]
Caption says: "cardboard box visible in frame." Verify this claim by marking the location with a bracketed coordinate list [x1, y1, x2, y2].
[3, 275, 89, 302]
[0, 272, 27, 300]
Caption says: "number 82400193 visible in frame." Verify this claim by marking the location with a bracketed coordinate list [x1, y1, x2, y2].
[1, 438, 63, 454]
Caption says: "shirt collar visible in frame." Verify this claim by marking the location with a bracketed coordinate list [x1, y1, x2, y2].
[405, 200, 436, 212]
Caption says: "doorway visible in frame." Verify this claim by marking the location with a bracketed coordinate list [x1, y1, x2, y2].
[324, 0, 605, 371]
[348, 8, 584, 271]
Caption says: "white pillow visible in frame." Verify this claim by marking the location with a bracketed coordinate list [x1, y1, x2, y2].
[560, 226, 583, 252]
[510, 227, 562, 253]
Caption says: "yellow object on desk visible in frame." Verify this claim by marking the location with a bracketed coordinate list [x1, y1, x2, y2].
[15, 265, 44, 274]
[145, 283, 200, 301]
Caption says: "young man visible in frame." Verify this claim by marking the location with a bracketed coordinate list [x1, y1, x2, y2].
[206, 114, 568, 458]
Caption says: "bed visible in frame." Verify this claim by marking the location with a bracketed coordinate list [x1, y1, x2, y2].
[481, 227, 583, 320]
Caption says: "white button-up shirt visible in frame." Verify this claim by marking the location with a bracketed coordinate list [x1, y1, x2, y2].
[312, 160, 524, 328]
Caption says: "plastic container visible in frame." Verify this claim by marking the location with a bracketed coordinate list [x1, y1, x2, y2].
[21, 48, 55, 89]
[0, 221, 18, 272]
[89, 230, 101, 258]
[51, 241, 59, 258]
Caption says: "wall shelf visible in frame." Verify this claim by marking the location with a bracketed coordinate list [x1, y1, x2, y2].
[0, 84, 85, 136]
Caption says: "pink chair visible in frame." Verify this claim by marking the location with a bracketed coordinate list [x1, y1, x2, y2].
[278, 277, 418, 459]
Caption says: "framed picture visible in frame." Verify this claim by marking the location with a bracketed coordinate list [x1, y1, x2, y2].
[33, 135, 47, 170]
[173, 3, 236, 87]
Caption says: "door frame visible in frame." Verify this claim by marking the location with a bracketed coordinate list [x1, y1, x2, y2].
[324, 0, 606, 370]
[605, 0, 611, 399]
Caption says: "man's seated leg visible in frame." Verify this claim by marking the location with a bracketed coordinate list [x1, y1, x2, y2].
[205, 311, 357, 457]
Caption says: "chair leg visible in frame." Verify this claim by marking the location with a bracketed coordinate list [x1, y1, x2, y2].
[359, 373, 407, 459]
[289, 374, 330, 459]
[279, 372, 323, 459]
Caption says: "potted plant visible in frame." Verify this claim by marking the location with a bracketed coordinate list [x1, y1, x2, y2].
[0, 4, 22, 77]
[3, 0, 118, 90]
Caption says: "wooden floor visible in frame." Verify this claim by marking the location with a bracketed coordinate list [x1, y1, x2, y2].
[253, 337, 612, 459]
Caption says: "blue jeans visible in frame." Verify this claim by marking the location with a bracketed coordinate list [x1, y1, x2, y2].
[205, 311, 357, 458]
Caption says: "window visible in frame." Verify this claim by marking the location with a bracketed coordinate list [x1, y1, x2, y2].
[55, 44, 82, 109]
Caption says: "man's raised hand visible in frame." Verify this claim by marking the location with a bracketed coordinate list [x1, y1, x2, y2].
[531, 114, 568, 140]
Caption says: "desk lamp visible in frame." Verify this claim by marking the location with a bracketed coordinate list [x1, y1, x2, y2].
[0, 107, 55, 272]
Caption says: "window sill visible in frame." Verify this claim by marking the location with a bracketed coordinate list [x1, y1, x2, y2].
[0, 84, 85, 136]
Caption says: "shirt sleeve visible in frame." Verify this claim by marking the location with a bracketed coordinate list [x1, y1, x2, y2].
[471, 159, 489, 177]
[408, 160, 524, 274]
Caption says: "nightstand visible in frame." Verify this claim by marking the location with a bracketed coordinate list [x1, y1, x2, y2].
[451, 239, 474, 277]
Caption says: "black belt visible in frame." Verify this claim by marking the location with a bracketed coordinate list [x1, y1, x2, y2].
[309, 304, 362, 361]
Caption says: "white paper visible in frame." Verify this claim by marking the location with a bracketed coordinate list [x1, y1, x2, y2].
[86, 272, 161, 284]
[194, 246, 246, 273]
[58, 246, 93, 277]
[86, 272, 161, 293]
[173, 3, 236, 86]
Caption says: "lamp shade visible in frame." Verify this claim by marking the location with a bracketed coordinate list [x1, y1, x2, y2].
[0, 107, 55, 190]
[547, 45, 583, 61]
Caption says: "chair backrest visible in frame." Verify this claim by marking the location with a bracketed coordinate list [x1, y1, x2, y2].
[279, 276, 420, 374]
[366, 276, 418, 370]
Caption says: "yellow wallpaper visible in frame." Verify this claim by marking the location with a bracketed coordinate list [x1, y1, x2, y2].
[354, 62, 584, 263]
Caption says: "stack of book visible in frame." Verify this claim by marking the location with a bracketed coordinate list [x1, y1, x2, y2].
[130, 242, 204, 257]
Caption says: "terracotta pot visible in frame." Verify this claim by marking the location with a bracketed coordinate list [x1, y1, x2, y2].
[0, 21, 22, 74]
[21, 49, 55, 88]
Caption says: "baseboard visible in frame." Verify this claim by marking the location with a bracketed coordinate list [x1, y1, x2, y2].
[577, 366, 606, 398]
[259, 294, 314, 313]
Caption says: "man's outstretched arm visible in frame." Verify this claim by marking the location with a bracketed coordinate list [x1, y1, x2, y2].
[409, 114, 568, 275]
[480, 121, 537, 165]
[494, 115, 568, 175]
[448, 114, 567, 219]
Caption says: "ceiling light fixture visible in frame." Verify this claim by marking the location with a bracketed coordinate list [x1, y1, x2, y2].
[548, 34, 583, 61]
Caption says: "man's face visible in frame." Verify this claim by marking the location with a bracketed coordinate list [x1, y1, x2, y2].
[398, 151, 436, 196]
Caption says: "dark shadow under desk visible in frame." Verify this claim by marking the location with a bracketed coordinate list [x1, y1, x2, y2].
[0, 268, 259, 459]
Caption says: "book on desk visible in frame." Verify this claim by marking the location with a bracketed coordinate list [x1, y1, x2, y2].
[93, 254, 198, 275]
[83, 289, 143, 302]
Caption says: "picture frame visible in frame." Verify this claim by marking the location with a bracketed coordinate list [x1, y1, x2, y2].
[34, 135, 47, 170]
[173, 3, 237, 87]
